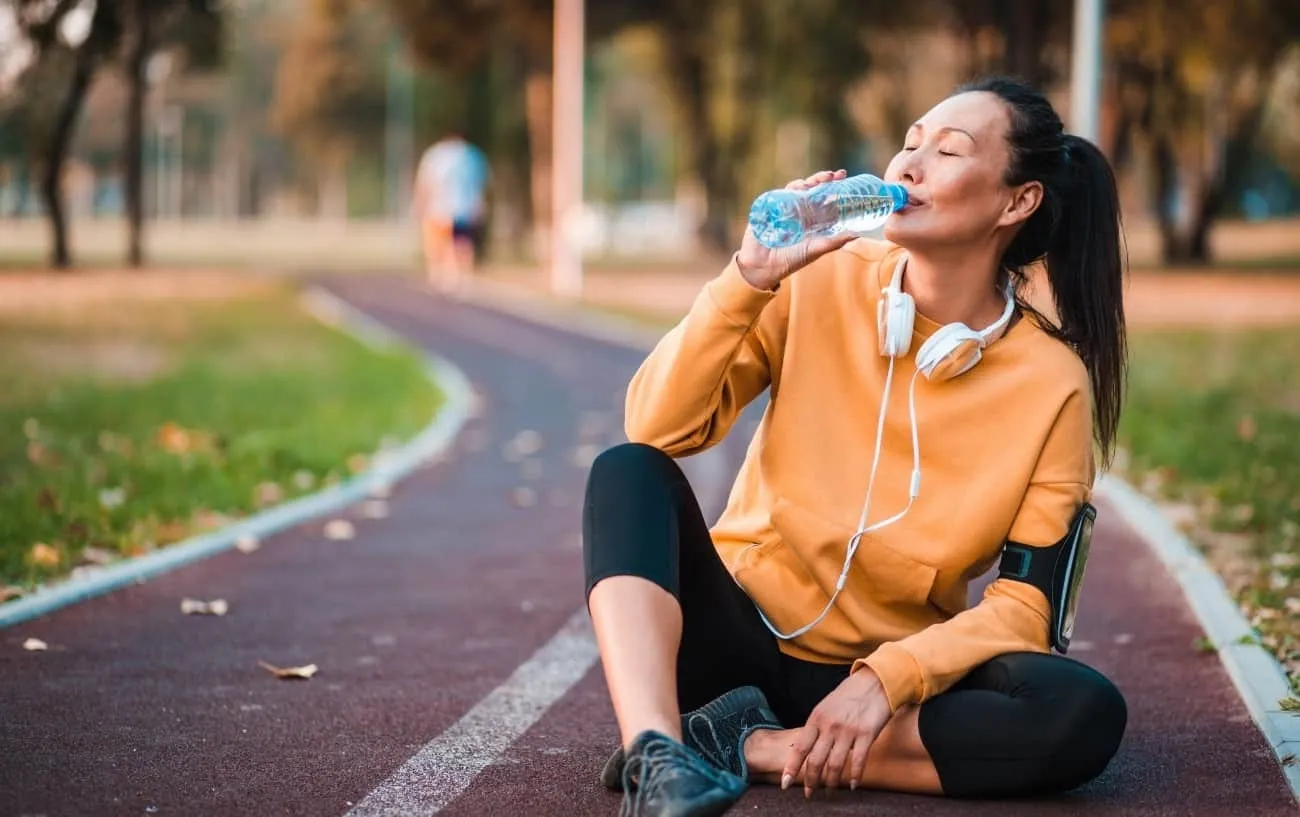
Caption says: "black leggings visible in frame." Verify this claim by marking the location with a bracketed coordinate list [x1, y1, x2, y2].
[582, 442, 1127, 799]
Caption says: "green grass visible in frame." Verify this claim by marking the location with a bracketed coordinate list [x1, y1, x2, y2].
[0, 286, 441, 590]
[1118, 327, 1300, 682]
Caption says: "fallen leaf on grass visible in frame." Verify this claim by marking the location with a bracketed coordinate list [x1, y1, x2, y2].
[1, 586, 25, 603]
[258, 660, 318, 680]
[1230, 504, 1255, 524]
[98, 487, 126, 509]
[28, 543, 60, 568]
[292, 470, 316, 491]
[1280, 695, 1300, 713]
[254, 482, 285, 506]
[1237, 414, 1257, 442]
[36, 486, 61, 512]
[181, 598, 229, 616]
[347, 453, 370, 474]
[1286, 598, 1300, 616]
[23, 638, 48, 651]
[235, 534, 261, 554]
[23, 418, 40, 439]
[79, 547, 115, 566]
[323, 519, 356, 540]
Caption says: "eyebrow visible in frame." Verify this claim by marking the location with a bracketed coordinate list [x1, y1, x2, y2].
[907, 123, 978, 145]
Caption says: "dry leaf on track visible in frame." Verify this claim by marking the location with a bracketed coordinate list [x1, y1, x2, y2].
[361, 500, 389, 519]
[323, 519, 356, 540]
[23, 638, 48, 651]
[258, 660, 318, 680]
[180, 598, 229, 616]
[510, 487, 538, 508]
[235, 534, 261, 554]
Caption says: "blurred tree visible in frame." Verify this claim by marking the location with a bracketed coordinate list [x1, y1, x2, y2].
[6, 0, 121, 267]
[946, 0, 1071, 88]
[269, 0, 389, 220]
[120, 0, 223, 267]
[1109, 0, 1300, 263]
[601, 0, 875, 253]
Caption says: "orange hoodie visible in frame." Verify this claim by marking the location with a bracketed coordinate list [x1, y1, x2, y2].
[624, 238, 1095, 713]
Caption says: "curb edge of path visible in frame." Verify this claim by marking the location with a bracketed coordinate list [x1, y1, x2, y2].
[1095, 475, 1300, 802]
[456, 273, 1300, 803]
[0, 285, 475, 631]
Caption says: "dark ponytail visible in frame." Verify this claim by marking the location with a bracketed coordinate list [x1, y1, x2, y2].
[957, 76, 1128, 469]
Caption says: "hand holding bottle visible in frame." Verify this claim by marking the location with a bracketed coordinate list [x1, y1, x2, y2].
[735, 170, 860, 292]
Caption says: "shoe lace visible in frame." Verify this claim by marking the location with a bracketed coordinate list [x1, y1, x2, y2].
[619, 734, 738, 817]
[684, 712, 732, 771]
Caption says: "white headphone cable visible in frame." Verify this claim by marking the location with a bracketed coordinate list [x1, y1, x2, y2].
[745, 356, 924, 641]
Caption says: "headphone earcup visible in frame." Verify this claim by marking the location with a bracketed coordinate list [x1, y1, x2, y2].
[916, 323, 984, 381]
[878, 289, 915, 357]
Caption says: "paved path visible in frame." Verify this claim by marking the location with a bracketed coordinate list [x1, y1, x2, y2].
[0, 276, 1294, 816]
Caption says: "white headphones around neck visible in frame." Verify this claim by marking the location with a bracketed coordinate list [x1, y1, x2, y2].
[742, 251, 1019, 642]
[878, 253, 1017, 379]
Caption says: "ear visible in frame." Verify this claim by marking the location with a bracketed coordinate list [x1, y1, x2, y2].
[998, 180, 1044, 228]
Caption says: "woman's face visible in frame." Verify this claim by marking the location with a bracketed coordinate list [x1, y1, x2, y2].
[882, 91, 1037, 251]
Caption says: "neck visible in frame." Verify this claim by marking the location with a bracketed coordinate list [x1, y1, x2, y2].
[902, 243, 1009, 331]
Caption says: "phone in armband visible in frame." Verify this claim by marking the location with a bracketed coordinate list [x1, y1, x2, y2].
[996, 503, 1097, 654]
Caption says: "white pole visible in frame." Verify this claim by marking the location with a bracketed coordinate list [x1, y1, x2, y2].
[1070, 0, 1104, 143]
[169, 106, 183, 219]
[551, 0, 584, 299]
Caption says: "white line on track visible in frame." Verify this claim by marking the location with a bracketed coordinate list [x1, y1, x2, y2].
[344, 609, 600, 816]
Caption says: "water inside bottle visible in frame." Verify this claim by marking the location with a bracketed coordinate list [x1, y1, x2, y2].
[750, 180, 905, 248]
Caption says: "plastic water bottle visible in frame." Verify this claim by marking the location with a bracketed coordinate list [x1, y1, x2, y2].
[748, 174, 909, 249]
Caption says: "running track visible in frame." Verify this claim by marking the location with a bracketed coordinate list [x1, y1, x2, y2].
[0, 276, 1293, 817]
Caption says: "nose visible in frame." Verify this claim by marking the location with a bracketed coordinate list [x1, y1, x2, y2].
[898, 152, 923, 186]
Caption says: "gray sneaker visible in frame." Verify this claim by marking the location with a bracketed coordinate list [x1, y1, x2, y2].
[618, 730, 747, 817]
[601, 686, 782, 791]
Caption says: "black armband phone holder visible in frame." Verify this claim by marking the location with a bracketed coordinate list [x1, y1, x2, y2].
[996, 502, 1097, 654]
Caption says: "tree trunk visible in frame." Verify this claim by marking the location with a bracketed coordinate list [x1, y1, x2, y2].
[41, 46, 96, 269]
[1003, 0, 1051, 85]
[663, 34, 732, 255]
[1186, 101, 1266, 263]
[124, 0, 152, 268]
[12, 157, 31, 218]
[1150, 131, 1188, 263]
[523, 64, 553, 264]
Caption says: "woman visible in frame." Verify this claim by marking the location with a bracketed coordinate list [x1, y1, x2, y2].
[583, 77, 1129, 817]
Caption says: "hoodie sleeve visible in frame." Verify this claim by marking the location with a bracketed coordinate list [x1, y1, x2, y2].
[623, 256, 789, 457]
[855, 388, 1095, 711]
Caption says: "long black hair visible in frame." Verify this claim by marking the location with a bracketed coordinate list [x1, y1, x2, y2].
[958, 76, 1128, 469]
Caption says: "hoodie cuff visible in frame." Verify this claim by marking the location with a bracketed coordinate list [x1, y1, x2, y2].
[705, 254, 778, 326]
[855, 643, 926, 713]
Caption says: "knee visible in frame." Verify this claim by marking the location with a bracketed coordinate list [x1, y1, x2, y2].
[586, 442, 679, 495]
[1041, 665, 1127, 792]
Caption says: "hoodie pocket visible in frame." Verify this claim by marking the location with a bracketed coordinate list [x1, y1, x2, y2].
[768, 496, 938, 617]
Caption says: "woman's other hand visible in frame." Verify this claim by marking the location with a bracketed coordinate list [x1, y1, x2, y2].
[782, 667, 893, 796]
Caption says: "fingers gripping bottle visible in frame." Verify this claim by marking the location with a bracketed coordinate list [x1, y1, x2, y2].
[748, 174, 909, 249]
